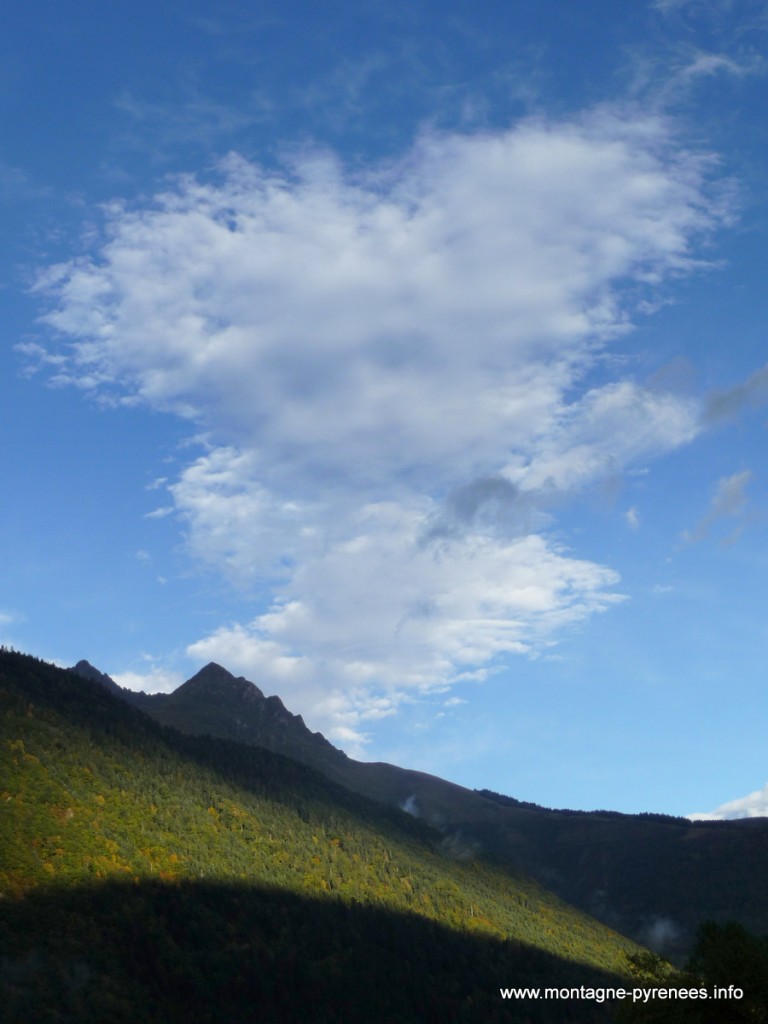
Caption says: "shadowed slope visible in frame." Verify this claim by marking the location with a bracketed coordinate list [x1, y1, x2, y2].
[0, 877, 640, 1024]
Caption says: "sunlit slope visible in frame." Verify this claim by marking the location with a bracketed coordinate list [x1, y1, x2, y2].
[76, 660, 768, 959]
[0, 651, 640, 978]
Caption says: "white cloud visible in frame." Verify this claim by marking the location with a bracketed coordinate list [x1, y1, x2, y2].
[517, 381, 699, 493]
[689, 782, 768, 820]
[112, 667, 185, 694]
[186, 503, 623, 741]
[144, 506, 174, 519]
[32, 110, 728, 745]
[626, 506, 640, 529]
[679, 53, 754, 79]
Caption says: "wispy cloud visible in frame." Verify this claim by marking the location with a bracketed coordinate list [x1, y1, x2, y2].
[652, 0, 736, 17]
[683, 469, 752, 543]
[31, 109, 729, 743]
[0, 609, 22, 649]
[678, 52, 758, 79]
[112, 90, 273, 160]
[0, 160, 50, 203]
[629, 43, 764, 114]
[631, 0, 766, 117]
[704, 362, 768, 423]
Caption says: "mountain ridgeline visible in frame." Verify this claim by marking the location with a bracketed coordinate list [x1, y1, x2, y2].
[72, 657, 768, 961]
[73, 658, 345, 775]
[2, 649, 643, 1023]
[3, 649, 768, 1022]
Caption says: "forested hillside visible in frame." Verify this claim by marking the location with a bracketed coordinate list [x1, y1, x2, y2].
[72, 658, 768, 961]
[472, 789, 768, 958]
[1, 650, 642, 1023]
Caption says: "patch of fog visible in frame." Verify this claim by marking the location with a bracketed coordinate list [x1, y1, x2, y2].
[399, 794, 420, 817]
[439, 832, 482, 862]
[640, 915, 681, 952]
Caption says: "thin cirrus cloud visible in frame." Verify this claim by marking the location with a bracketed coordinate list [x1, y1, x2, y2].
[704, 362, 768, 423]
[683, 469, 752, 543]
[31, 108, 726, 745]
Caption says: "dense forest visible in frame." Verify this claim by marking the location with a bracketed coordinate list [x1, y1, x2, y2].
[75, 655, 768, 963]
[4, 649, 768, 1022]
[1, 649, 642, 1022]
[464, 789, 768, 960]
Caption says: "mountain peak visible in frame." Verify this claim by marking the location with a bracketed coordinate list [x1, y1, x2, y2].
[73, 658, 110, 681]
[194, 661, 234, 679]
[71, 659, 125, 696]
[70, 656, 346, 771]
[175, 662, 266, 703]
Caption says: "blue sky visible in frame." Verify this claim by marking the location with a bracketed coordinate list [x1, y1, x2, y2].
[2, 0, 768, 818]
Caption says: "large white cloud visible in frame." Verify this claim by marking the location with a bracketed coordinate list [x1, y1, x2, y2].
[185, 493, 623, 748]
[32, 109, 723, 744]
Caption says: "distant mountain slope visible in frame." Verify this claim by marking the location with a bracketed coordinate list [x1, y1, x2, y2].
[73, 659, 505, 824]
[69, 659, 550, 820]
[468, 791, 768, 959]
[2, 650, 643, 1023]
[71, 658, 768, 960]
